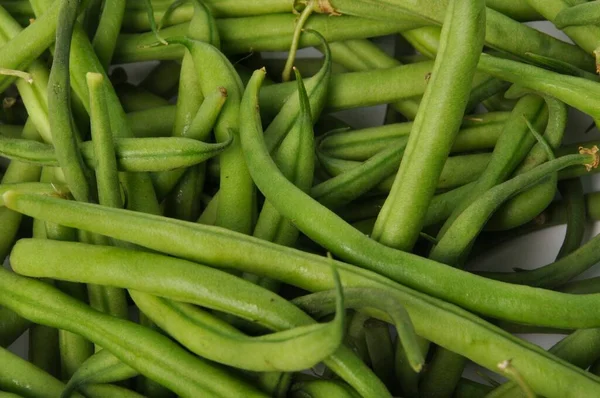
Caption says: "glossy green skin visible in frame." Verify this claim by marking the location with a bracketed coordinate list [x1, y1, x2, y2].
[11, 239, 389, 398]
[6, 191, 600, 397]
[0, 267, 266, 398]
[0, 346, 84, 398]
[371, 0, 486, 251]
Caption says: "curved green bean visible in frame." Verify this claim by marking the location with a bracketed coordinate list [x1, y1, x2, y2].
[0, 267, 267, 398]
[10, 240, 389, 398]
[92, 0, 126, 69]
[5, 194, 600, 396]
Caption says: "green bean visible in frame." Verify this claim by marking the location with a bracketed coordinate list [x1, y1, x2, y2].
[525, 0, 600, 68]
[63, 348, 137, 397]
[249, 68, 316, 290]
[324, 39, 420, 119]
[477, 53, 600, 126]
[126, 105, 176, 138]
[0, 136, 231, 172]
[485, 97, 568, 230]
[86, 71, 129, 319]
[293, 287, 424, 372]
[151, 2, 218, 212]
[290, 380, 359, 398]
[556, 179, 586, 259]
[31, 0, 161, 215]
[87, 73, 122, 209]
[139, 61, 181, 98]
[0, 307, 30, 348]
[92, 0, 126, 69]
[485, 0, 541, 21]
[7, 194, 600, 396]
[312, 138, 407, 209]
[488, 327, 600, 397]
[0, 120, 42, 261]
[0, 267, 267, 397]
[437, 95, 547, 240]
[47, 0, 93, 203]
[524, 52, 599, 80]
[164, 35, 254, 234]
[0, 2, 64, 94]
[113, 15, 418, 62]
[429, 152, 594, 265]
[394, 335, 429, 397]
[265, 31, 331, 153]
[555, 1, 600, 28]
[28, 323, 60, 378]
[259, 60, 433, 116]
[317, 0, 592, 69]
[317, 112, 508, 161]
[10, 240, 389, 398]
[0, 346, 84, 398]
[115, 83, 170, 112]
[0, 11, 52, 144]
[319, 151, 490, 192]
[454, 378, 493, 398]
[151, 88, 227, 200]
[371, 0, 485, 251]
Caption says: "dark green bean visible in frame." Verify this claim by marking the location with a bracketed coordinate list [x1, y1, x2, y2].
[556, 179, 586, 259]
[47, 0, 94, 203]
[92, 0, 126, 69]
[28, 323, 60, 378]
[115, 83, 170, 112]
[139, 61, 181, 98]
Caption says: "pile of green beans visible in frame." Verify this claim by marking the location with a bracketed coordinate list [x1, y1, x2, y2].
[4, 0, 600, 397]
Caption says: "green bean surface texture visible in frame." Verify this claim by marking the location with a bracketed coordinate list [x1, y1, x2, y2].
[3, 2, 600, 397]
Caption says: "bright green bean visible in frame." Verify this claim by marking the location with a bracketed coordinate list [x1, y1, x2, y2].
[0, 346, 84, 398]
[0, 267, 267, 398]
[0, 136, 231, 172]
[6, 192, 600, 397]
[164, 35, 253, 234]
[10, 240, 389, 398]
[371, 0, 486, 251]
